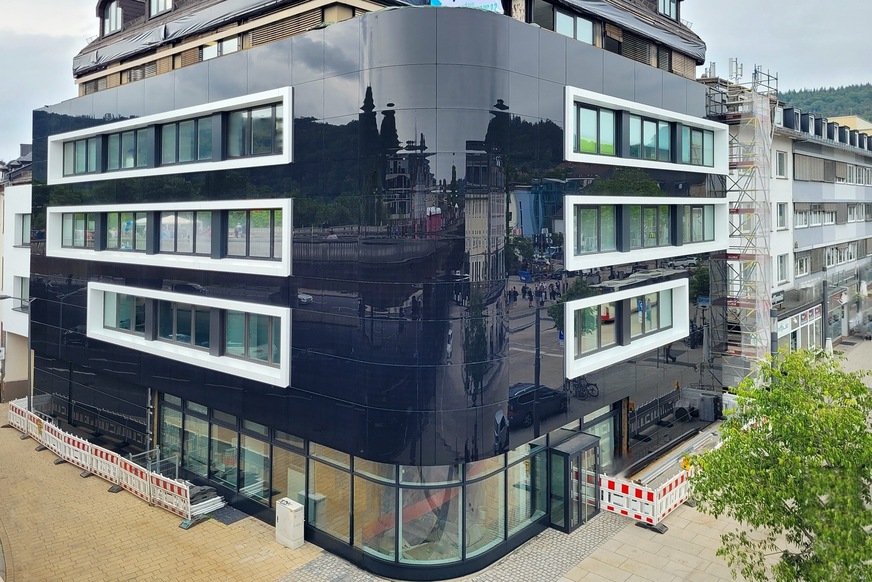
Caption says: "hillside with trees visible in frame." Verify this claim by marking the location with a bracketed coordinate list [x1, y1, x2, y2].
[780, 83, 872, 120]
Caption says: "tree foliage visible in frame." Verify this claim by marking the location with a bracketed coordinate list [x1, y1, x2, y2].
[547, 278, 598, 331]
[690, 350, 872, 582]
[780, 83, 872, 121]
[689, 265, 709, 303]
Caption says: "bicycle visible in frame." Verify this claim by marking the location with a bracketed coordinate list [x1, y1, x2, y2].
[569, 375, 599, 400]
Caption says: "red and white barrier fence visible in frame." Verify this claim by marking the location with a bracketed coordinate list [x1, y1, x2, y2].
[6, 398, 191, 520]
[599, 464, 694, 527]
[599, 476, 657, 525]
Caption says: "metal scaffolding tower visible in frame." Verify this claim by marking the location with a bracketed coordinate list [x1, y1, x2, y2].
[702, 66, 778, 389]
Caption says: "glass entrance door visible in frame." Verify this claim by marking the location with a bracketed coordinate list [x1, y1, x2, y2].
[550, 432, 600, 533]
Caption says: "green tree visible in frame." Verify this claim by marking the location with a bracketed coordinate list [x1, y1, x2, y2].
[689, 265, 709, 303]
[547, 278, 598, 331]
[690, 350, 872, 582]
[505, 235, 534, 273]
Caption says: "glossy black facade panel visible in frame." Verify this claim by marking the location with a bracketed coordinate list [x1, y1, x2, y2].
[32, 8, 711, 468]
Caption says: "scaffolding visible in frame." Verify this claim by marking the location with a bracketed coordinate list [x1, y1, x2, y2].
[701, 66, 778, 389]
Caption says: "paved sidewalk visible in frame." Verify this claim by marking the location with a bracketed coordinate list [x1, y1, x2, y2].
[1, 339, 868, 582]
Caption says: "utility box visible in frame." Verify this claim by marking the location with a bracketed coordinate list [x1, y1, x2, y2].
[275, 497, 304, 549]
[699, 393, 722, 422]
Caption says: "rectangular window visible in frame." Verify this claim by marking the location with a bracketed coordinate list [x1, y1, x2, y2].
[227, 104, 283, 158]
[657, 121, 671, 161]
[680, 125, 691, 164]
[159, 210, 211, 255]
[575, 16, 593, 44]
[573, 206, 619, 255]
[776, 254, 788, 283]
[183, 414, 208, 477]
[104, 293, 145, 336]
[61, 212, 96, 249]
[106, 130, 147, 171]
[13, 277, 29, 311]
[162, 117, 212, 165]
[777, 202, 787, 229]
[795, 255, 810, 277]
[576, 105, 615, 156]
[18, 214, 31, 246]
[210, 423, 238, 489]
[63, 137, 99, 175]
[106, 211, 147, 251]
[573, 301, 617, 358]
[150, 0, 172, 17]
[555, 9, 574, 37]
[226, 209, 283, 260]
[794, 208, 808, 228]
[642, 119, 657, 160]
[628, 115, 642, 158]
[225, 311, 281, 366]
[690, 128, 703, 165]
[775, 151, 788, 178]
[658, 0, 677, 19]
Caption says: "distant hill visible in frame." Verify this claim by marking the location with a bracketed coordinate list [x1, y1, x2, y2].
[779, 83, 872, 121]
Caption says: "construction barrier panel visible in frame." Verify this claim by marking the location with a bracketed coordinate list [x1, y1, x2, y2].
[118, 458, 152, 503]
[91, 446, 122, 483]
[6, 398, 194, 522]
[150, 474, 191, 520]
[655, 468, 693, 523]
[7, 400, 27, 432]
[41, 422, 66, 458]
[62, 433, 93, 472]
[599, 476, 657, 525]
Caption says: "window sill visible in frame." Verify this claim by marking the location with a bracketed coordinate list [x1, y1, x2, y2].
[12, 307, 29, 314]
[12, 244, 31, 249]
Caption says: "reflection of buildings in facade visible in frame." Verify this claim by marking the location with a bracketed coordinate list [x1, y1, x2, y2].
[29, 0, 724, 579]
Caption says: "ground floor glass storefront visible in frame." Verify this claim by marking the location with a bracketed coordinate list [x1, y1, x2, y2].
[158, 394, 555, 574]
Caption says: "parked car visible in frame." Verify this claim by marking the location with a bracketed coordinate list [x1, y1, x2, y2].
[668, 256, 698, 269]
[297, 293, 314, 305]
[508, 383, 567, 428]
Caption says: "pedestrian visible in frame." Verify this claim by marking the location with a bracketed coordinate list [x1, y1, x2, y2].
[665, 342, 677, 363]
[528, 293, 534, 308]
[511, 287, 519, 304]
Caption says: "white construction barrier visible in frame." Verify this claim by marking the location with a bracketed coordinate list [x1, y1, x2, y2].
[599, 476, 657, 525]
[600, 465, 694, 528]
[6, 398, 193, 522]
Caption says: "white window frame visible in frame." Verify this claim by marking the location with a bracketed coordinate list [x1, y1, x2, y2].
[87, 282, 291, 386]
[13, 276, 30, 312]
[46, 198, 293, 277]
[564, 86, 729, 175]
[775, 150, 788, 178]
[564, 195, 728, 272]
[48, 87, 292, 185]
[776, 202, 787, 229]
[150, 0, 172, 17]
[776, 254, 789, 283]
[794, 209, 808, 228]
[565, 278, 689, 379]
[795, 255, 810, 277]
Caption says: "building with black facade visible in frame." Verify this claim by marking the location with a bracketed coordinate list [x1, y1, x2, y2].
[30, 0, 727, 578]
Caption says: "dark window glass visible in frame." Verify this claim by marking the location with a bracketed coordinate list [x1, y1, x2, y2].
[178, 120, 196, 163]
[197, 117, 212, 160]
[227, 111, 249, 158]
[161, 124, 177, 165]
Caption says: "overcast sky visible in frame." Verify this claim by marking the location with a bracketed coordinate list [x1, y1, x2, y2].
[0, 1, 869, 161]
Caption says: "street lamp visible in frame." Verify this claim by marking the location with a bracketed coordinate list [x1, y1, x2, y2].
[0, 294, 34, 412]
